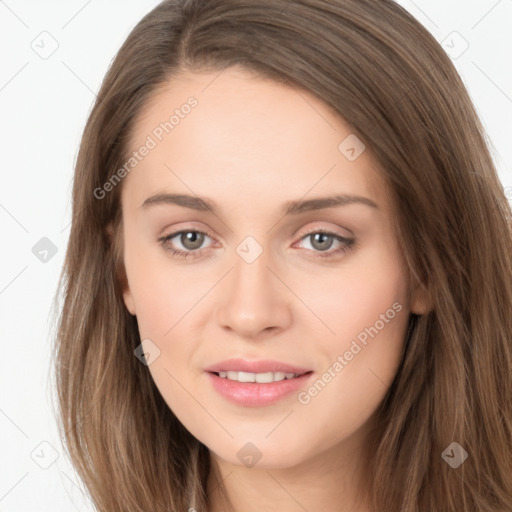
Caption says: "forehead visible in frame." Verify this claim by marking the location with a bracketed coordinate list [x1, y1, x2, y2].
[122, 66, 389, 214]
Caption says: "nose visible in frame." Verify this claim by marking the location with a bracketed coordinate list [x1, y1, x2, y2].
[215, 248, 292, 339]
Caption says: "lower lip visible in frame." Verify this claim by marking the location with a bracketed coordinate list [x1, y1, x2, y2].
[207, 372, 313, 407]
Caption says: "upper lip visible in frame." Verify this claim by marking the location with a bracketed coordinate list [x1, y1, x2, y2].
[205, 358, 311, 375]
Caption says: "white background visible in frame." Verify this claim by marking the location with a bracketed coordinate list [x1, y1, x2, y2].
[0, 1, 511, 510]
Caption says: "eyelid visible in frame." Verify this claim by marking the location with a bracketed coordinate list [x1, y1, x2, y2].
[157, 220, 215, 238]
[294, 222, 353, 240]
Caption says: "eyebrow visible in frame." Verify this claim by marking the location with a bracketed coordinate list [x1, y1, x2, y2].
[140, 192, 378, 215]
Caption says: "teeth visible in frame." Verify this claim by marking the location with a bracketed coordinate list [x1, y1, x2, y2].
[238, 371, 255, 383]
[255, 372, 273, 383]
[217, 371, 300, 383]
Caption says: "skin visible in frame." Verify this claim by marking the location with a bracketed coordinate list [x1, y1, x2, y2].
[117, 66, 429, 512]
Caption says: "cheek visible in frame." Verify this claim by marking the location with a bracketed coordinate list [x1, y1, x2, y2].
[123, 231, 201, 339]
[124, 243, 205, 419]
[277, 262, 409, 462]
[123, 236, 210, 416]
[311, 239, 409, 353]
[303, 245, 409, 409]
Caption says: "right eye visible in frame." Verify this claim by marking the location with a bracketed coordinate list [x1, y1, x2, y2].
[159, 229, 215, 259]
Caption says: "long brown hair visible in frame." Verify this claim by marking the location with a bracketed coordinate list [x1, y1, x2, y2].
[52, 0, 512, 510]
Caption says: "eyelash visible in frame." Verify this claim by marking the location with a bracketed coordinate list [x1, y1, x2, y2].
[158, 228, 356, 260]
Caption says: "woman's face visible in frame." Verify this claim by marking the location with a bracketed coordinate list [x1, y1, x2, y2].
[118, 67, 426, 469]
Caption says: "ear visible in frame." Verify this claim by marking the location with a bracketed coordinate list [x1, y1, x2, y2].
[106, 221, 136, 316]
[409, 280, 431, 315]
[122, 286, 137, 316]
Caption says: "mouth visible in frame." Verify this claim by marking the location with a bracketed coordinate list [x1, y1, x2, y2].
[211, 370, 310, 383]
[205, 359, 314, 407]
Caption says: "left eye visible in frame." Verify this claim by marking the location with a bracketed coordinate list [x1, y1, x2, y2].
[296, 230, 355, 256]
[159, 229, 355, 260]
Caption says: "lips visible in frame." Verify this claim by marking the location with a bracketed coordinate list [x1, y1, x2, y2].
[205, 358, 314, 407]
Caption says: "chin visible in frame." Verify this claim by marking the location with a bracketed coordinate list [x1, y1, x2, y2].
[205, 434, 314, 470]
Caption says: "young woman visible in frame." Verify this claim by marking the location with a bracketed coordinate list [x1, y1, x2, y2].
[53, 0, 512, 510]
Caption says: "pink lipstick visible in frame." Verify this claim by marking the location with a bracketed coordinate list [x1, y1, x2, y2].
[205, 358, 313, 407]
